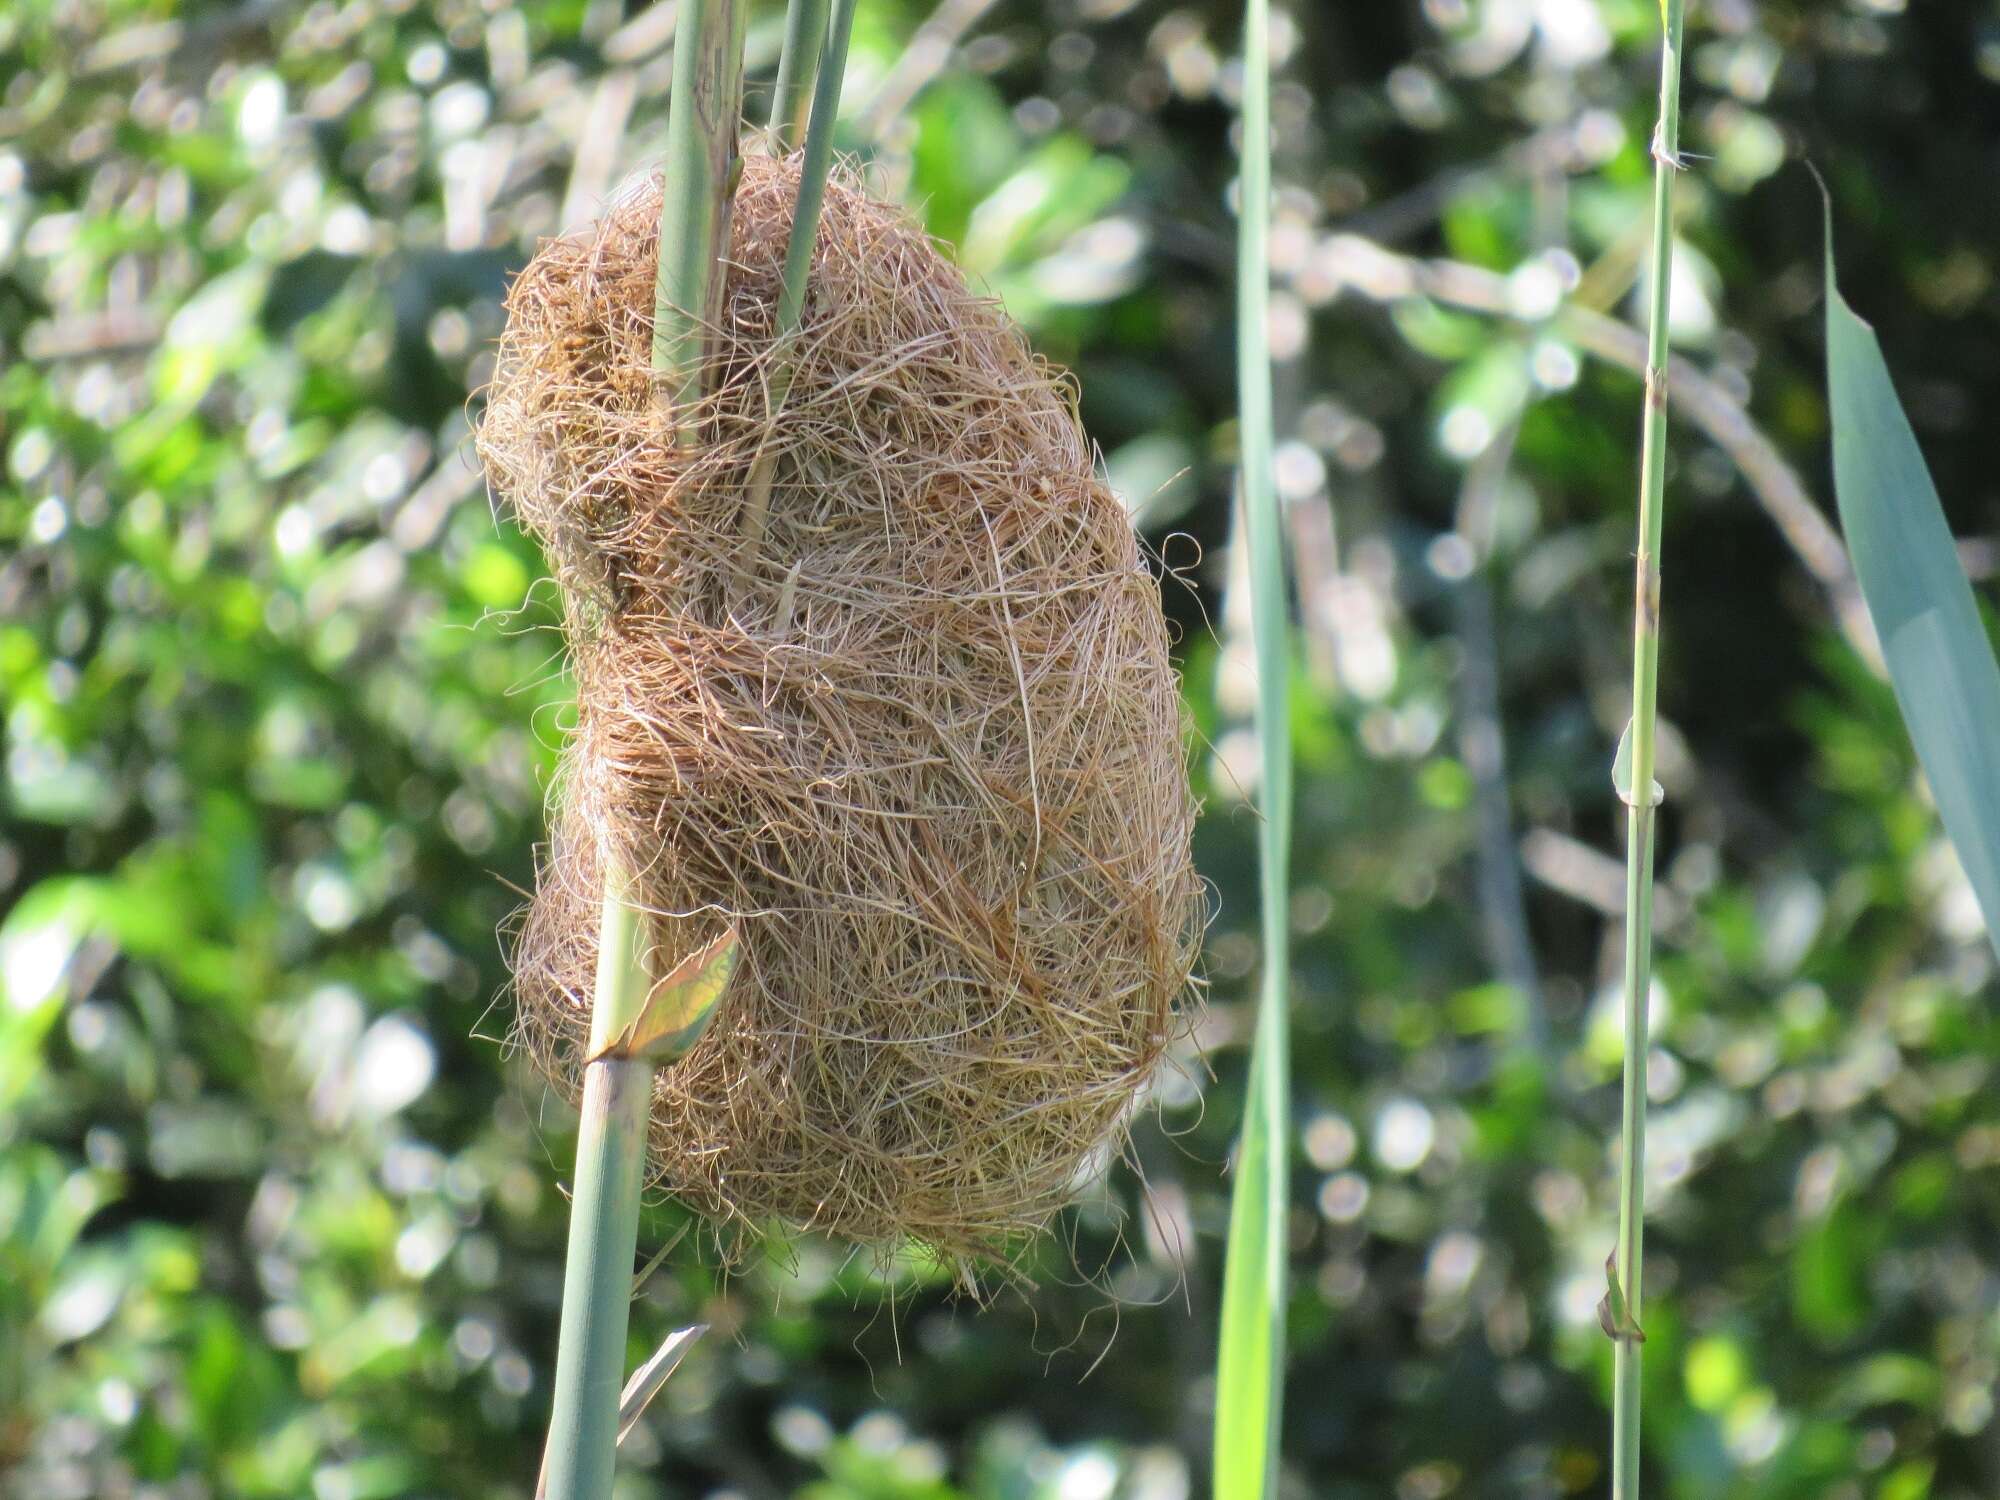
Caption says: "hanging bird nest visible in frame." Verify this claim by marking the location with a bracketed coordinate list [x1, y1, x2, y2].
[478, 152, 1201, 1269]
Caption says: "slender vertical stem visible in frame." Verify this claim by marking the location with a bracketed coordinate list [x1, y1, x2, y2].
[1612, 7, 1684, 1499]
[737, 0, 857, 583]
[777, 0, 856, 337]
[654, 0, 749, 426]
[1237, 0, 1290, 1278]
[767, 0, 829, 152]
[542, 877, 657, 1500]
[543, 9, 746, 1498]
[1213, 0, 1291, 1494]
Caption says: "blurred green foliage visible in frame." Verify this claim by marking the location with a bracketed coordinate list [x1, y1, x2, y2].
[5, 1, 2000, 1498]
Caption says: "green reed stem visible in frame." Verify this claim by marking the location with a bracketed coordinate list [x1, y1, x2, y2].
[542, 9, 745, 1497]
[1612, 7, 1684, 1498]
[738, 0, 856, 581]
[541, 875, 657, 1500]
[653, 0, 749, 429]
[1213, 0, 1291, 1495]
[776, 0, 855, 337]
[768, 0, 828, 152]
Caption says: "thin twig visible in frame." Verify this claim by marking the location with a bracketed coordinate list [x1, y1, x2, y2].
[1450, 422, 1545, 1046]
[1317, 235, 1874, 661]
[855, 0, 997, 140]
[560, 71, 639, 233]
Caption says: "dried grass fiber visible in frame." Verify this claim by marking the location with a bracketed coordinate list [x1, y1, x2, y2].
[478, 153, 1200, 1266]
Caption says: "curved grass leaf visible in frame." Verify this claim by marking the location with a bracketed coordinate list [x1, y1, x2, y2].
[1826, 222, 2000, 962]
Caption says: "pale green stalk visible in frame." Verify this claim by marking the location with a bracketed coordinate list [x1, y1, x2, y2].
[542, 8, 745, 1497]
[653, 0, 750, 425]
[542, 877, 654, 1500]
[1610, 6, 1684, 1497]
[776, 0, 855, 336]
[767, 0, 828, 151]
[1212, 0, 1291, 1494]
[738, 0, 856, 578]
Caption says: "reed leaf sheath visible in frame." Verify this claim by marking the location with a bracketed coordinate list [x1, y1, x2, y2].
[776, 0, 856, 336]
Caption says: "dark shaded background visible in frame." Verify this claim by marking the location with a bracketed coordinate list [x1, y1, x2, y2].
[6, 1, 2000, 1496]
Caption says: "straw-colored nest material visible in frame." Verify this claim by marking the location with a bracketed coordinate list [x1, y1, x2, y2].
[478, 151, 1201, 1266]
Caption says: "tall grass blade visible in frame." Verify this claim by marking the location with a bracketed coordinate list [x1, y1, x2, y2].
[1826, 222, 2000, 961]
[1212, 0, 1292, 1495]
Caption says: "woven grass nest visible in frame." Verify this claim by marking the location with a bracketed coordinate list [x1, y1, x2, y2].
[478, 152, 1201, 1269]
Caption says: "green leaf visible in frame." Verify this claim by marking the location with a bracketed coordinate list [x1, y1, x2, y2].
[959, 137, 1129, 279]
[602, 925, 740, 1063]
[1825, 214, 2000, 964]
[1825, 1353, 1943, 1414]
[1880, 1461, 1937, 1500]
[1215, 1000, 1287, 1500]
